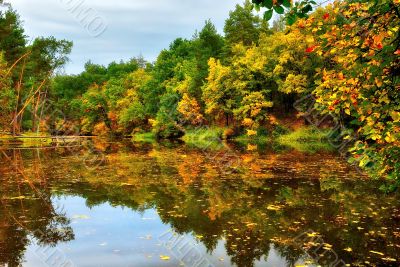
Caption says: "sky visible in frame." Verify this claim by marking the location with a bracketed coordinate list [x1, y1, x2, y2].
[10, 0, 245, 74]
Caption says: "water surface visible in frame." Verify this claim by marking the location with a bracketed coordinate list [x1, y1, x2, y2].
[0, 140, 399, 267]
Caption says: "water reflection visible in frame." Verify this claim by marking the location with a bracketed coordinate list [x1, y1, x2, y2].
[0, 140, 399, 267]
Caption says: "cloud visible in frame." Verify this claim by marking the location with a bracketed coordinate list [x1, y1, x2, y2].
[11, 0, 244, 74]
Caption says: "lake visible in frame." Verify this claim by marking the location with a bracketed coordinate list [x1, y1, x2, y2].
[0, 139, 399, 267]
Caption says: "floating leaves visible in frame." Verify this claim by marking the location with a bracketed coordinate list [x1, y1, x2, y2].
[160, 255, 170, 261]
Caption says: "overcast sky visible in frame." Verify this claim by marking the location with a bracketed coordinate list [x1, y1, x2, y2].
[10, 0, 245, 74]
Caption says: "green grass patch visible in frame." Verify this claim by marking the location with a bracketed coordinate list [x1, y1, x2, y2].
[132, 132, 156, 143]
[276, 127, 334, 153]
[182, 127, 226, 150]
[233, 134, 270, 143]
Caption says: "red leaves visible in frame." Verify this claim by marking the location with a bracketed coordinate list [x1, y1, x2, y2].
[323, 13, 330, 20]
[305, 45, 317, 53]
[395, 50, 400, 55]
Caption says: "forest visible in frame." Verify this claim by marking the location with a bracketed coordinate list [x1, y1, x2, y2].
[0, 0, 399, 190]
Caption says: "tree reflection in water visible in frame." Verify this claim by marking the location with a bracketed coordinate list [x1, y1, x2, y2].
[0, 140, 399, 266]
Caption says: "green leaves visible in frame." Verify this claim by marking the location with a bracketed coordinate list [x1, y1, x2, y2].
[263, 0, 273, 9]
[252, 0, 317, 23]
[273, 5, 285, 14]
[264, 9, 273, 21]
[282, 0, 291, 8]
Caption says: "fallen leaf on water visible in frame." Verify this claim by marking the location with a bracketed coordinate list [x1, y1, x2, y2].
[382, 257, 396, 262]
[8, 196, 27, 200]
[370, 250, 384, 256]
[160, 255, 170, 261]
[267, 205, 281, 211]
[306, 232, 318, 237]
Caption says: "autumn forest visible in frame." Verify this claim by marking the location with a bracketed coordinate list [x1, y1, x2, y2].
[0, 0, 400, 266]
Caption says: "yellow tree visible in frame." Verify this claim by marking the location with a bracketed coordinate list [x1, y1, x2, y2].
[298, 1, 400, 189]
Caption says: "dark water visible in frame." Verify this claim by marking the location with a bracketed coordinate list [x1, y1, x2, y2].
[0, 139, 399, 267]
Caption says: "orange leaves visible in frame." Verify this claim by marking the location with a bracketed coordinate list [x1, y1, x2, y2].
[375, 77, 383, 88]
[395, 50, 400, 55]
[364, 33, 387, 51]
[305, 45, 317, 53]
[323, 13, 330, 20]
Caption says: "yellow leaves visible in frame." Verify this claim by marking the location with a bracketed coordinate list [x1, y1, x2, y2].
[370, 251, 384, 256]
[306, 232, 318, 237]
[267, 204, 282, 211]
[306, 36, 315, 44]
[375, 77, 383, 87]
[384, 132, 395, 143]
[382, 257, 397, 262]
[247, 144, 257, 151]
[148, 119, 157, 127]
[242, 118, 254, 127]
[273, 65, 284, 75]
[281, 74, 307, 94]
[247, 129, 257, 136]
[177, 93, 204, 125]
[390, 111, 400, 122]
[7, 196, 27, 200]
[160, 255, 170, 261]
[344, 247, 353, 252]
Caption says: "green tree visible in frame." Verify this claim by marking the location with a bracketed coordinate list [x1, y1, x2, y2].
[0, 52, 14, 132]
[0, 8, 26, 65]
[224, 0, 261, 47]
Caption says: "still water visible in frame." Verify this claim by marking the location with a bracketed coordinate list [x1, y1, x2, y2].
[0, 139, 399, 267]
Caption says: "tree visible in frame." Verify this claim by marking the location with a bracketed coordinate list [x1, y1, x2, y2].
[0, 52, 14, 132]
[252, 0, 317, 25]
[224, 0, 261, 47]
[234, 92, 273, 136]
[190, 20, 225, 100]
[202, 58, 240, 126]
[297, 1, 400, 189]
[0, 8, 26, 65]
[116, 68, 151, 133]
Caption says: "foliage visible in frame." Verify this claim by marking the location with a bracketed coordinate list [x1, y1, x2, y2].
[224, 0, 262, 47]
[296, 1, 400, 187]
[1, 0, 399, 188]
[0, 52, 14, 131]
[252, 0, 317, 25]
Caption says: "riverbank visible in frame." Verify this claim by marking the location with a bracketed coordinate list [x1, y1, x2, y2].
[1, 126, 334, 154]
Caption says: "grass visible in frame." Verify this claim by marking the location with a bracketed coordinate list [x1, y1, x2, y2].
[233, 134, 270, 144]
[276, 126, 334, 153]
[182, 127, 226, 150]
[132, 132, 156, 143]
